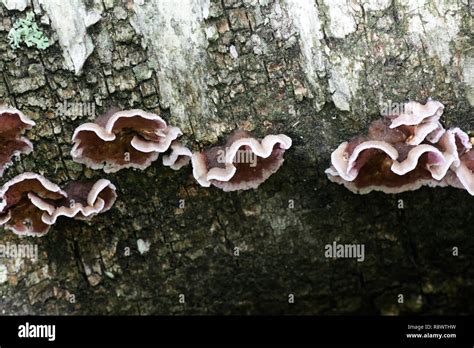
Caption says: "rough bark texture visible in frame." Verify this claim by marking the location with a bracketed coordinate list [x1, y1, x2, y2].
[0, 0, 473, 315]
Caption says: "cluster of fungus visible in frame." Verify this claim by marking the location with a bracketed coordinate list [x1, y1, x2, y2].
[6, 98, 473, 235]
[0, 104, 294, 237]
[326, 100, 474, 195]
[0, 106, 118, 237]
[191, 130, 292, 191]
[71, 108, 182, 173]
[0, 106, 36, 177]
[0, 173, 116, 236]
[71, 110, 293, 191]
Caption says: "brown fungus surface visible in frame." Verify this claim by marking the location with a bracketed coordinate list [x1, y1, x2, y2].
[326, 100, 474, 195]
[447, 145, 474, 195]
[42, 179, 117, 224]
[192, 130, 292, 191]
[0, 174, 117, 236]
[71, 109, 181, 173]
[0, 173, 66, 236]
[162, 141, 192, 170]
[0, 106, 36, 177]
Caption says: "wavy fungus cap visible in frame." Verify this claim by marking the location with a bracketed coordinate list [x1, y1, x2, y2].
[71, 108, 181, 173]
[387, 99, 445, 145]
[162, 141, 192, 170]
[0, 106, 36, 177]
[41, 179, 117, 224]
[0, 174, 117, 236]
[443, 129, 474, 195]
[325, 100, 474, 195]
[326, 138, 447, 194]
[192, 130, 292, 191]
[0, 173, 66, 236]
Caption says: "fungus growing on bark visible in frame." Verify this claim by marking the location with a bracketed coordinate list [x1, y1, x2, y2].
[450, 150, 474, 195]
[325, 137, 447, 194]
[192, 130, 292, 191]
[0, 106, 36, 177]
[326, 100, 474, 195]
[162, 141, 192, 170]
[442, 128, 474, 195]
[0, 174, 117, 236]
[386, 99, 445, 145]
[0, 173, 66, 236]
[71, 108, 182, 173]
[41, 179, 117, 224]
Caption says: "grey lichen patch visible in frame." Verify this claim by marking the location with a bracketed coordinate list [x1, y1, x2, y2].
[131, 0, 219, 142]
[283, 0, 326, 111]
[321, 0, 356, 39]
[38, 0, 102, 75]
[107, 69, 137, 92]
[362, 0, 392, 12]
[132, 63, 153, 82]
[1, 0, 27, 11]
[0, 264, 7, 284]
[461, 51, 474, 106]
[403, 0, 461, 65]
[95, 27, 114, 65]
[327, 56, 363, 112]
[8, 63, 46, 94]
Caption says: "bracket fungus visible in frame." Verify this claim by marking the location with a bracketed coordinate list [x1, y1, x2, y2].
[71, 108, 182, 173]
[41, 179, 117, 224]
[162, 141, 192, 170]
[387, 100, 445, 145]
[0, 173, 66, 236]
[326, 100, 474, 195]
[443, 129, 474, 195]
[192, 130, 292, 191]
[0, 174, 117, 236]
[0, 106, 36, 177]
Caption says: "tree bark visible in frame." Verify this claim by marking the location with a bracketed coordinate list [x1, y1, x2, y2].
[0, 0, 472, 315]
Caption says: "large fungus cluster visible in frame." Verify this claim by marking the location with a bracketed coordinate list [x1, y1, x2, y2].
[326, 100, 474, 195]
[0, 106, 36, 177]
[10, 98, 474, 235]
[71, 108, 182, 173]
[0, 173, 116, 236]
[0, 105, 294, 237]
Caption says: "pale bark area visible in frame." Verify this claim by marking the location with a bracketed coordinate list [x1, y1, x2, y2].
[0, 0, 472, 315]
